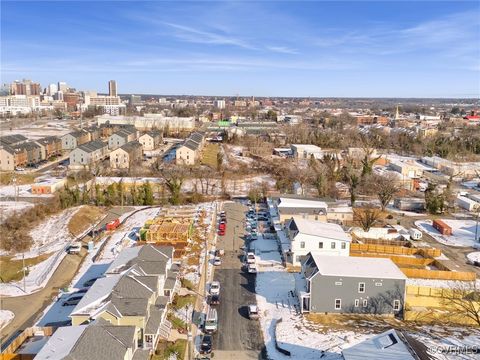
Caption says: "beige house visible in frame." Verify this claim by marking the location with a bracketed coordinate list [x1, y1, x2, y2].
[70, 245, 178, 350]
[139, 130, 162, 151]
[389, 160, 423, 178]
[108, 127, 138, 150]
[110, 141, 143, 169]
[69, 140, 108, 167]
[61, 130, 91, 150]
[175, 132, 205, 165]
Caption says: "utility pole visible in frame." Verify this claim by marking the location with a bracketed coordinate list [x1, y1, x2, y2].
[475, 207, 480, 243]
[22, 253, 26, 292]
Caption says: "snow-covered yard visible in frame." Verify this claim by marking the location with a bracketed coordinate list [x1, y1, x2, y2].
[22, 207, 80, 259]
[252, 232, 370, 359]
[416, 219, 479, 247]
[0, 184, 53, 198]
[0, 201, 34, 219]
[0, 310, 14, 329]
[253, 222, 480, 359]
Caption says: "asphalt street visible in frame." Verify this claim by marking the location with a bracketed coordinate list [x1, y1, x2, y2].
[212, 201, 264, 358]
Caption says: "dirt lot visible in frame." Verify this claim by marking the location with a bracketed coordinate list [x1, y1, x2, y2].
[67, 206, 105, 237]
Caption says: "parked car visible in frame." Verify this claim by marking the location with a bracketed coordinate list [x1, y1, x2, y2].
[210, 281, 220, 295]
[247, 264, 257, 274]
[209, 294, 220, 305]
[75, 288, 90, 294]
[62, 295, 84, 306]
[83, 276, 102, 287]
[247, 305, 259, 319]
[213, 257, 222, 266]
[67, 243, 82, 254]
[200, 334, 213, 354]
[246, 252, 256, 264]
[218, 229, 225, 236]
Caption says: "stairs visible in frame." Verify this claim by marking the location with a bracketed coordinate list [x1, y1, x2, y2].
[158, 319, 172, 340]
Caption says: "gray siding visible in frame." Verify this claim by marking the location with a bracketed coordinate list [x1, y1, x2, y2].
[310, 274, 405, 315]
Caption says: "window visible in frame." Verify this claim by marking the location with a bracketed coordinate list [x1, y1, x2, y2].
[318, 242, 323, 249]
[300, 241, 305, 249]
[393, 300, 401, 311]
[375, 282, 383, 287]
[358, 283, 365, 293]
[335, 299, 341, 310]
[341, 242, 346, 249]
[331, 242, 336, 249]
[362, 299, 368, 307]
[315, 215, 318, 220]
[354, 299, 359, 307]
[335, 281, 342, 286]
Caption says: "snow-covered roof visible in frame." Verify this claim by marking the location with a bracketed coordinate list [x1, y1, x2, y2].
[35, 325, 87, 360]
[71, 274, 123, 315]
[278, 198, 328, 210]
[310, 254, 406, 280]
[106, 247, 141, 274]
[291, 218, 351, 242]
[342, 329, 420, 360]
[291, 144, 322, 152]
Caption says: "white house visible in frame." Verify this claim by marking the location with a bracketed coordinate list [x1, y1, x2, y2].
[285, 218, 351, 266]
[108, 127, 138, 150]
[139, 130, 162, 151]
[290, 144, 323, 160]
[276, 197, 328, 223]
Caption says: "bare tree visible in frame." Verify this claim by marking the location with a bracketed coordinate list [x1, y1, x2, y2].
[158, 164, 187, 205]
[374, 173, 400, 211]
[342, 164, 361, 206]
[440, 282, 480, 326]
[355, 204, 382, 231]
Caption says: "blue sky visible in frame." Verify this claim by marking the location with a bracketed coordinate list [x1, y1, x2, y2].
[1, 1, 479, 97]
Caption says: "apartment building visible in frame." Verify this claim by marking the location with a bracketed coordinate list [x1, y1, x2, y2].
[108, 127, 138, 150]
[61, 130, 91, 150]
[110, 141, 143, 169]
[69, 140, 108, 167]
[138, 130, 162, 151]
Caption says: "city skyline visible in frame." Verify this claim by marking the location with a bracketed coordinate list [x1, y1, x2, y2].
[2, 1, 479, 98]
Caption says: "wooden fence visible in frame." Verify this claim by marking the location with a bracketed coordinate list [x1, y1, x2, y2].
[350, 243, 441, 257]
[400, 268, 476, 281]
[1, 327, 54, 359]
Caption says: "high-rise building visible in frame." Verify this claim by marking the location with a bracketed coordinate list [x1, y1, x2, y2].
[108, 80, 117, 97]
[214, 99, 226, 109]
[10, 79, 41, 96]
[130, 94, 142, 105]
[47, 83, 58, 96]
[58, 81, 69, 92]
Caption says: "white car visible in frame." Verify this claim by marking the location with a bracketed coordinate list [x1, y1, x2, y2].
[246, 252, 256, 264]
[247, 305, 259, 319]
[247, 264, 257, 274]
[210, 281, 220, 295]
[213, 257, 222, 266]
[67, 243, 81, 254]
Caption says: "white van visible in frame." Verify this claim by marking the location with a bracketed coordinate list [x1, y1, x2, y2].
[204, 307, 218, 333]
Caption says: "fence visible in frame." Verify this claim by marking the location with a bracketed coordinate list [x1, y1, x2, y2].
[1, 327, 54, 359]
[350, 243, 441, 257]
[400, 268, 476, 281]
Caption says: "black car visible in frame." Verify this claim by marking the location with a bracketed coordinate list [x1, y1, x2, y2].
[200, 335, 213, 354]
[209, 294, 220, 305]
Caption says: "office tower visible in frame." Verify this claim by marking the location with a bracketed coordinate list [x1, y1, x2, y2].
[108, 80, 117, 97]
[58, 81, 69, 92]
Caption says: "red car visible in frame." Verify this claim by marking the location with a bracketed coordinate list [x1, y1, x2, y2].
[218, 229, 225, 236]
[219, 223, 226, 230]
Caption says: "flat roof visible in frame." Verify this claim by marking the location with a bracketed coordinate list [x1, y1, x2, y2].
[310, 254, 407, 280]
[278, 197, 328, 209]
[292, 218, 351, 242]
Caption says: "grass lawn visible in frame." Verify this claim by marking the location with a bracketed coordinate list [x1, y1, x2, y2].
[172, 294, 196, 310]
[0, 172, 36, 186]
[201, 143, 219, 168]
[153, 339, 188, 360]
[0, 253, 53, 282]
[167, 313, 187, 331]
[67, 206, 105, 237]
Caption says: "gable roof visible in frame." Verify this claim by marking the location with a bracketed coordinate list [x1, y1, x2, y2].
[308, 254, 407, 280]
[64, 320, 136, 360]
[278, 197, 328, 211]
[106, 245, 172, 275]
[342, 329, 431, 360]
[0, 134, 28, 146]
[76, 140, 107, 153]
[118, 140, 142, 154]
[67, 130, 89, 139]
[34, 325, 88, 360]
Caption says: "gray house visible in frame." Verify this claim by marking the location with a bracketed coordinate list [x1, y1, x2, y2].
[296, 253, 406, 315]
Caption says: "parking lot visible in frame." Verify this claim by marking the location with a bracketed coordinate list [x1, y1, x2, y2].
[211, 201, 264, 357]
